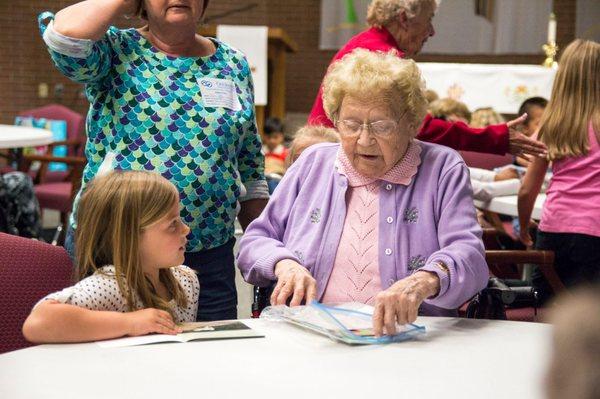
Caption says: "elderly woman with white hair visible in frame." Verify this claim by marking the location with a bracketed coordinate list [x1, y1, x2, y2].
[238, 49, 488, 336]
[309, 0, 546, 159]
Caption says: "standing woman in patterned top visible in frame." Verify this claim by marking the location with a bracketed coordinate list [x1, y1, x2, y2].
[38, 0, 269, 321]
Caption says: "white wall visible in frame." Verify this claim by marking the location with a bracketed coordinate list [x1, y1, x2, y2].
[423, 0, 553, 54]
[576, 0, 600, 42]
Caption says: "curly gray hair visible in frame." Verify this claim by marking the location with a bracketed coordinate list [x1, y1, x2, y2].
[367, 0, 439, 27]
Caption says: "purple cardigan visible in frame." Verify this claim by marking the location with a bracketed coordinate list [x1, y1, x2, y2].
[237, 142, 488, 315]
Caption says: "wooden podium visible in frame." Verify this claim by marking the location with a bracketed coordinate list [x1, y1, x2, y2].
[198, 25, 298, 134]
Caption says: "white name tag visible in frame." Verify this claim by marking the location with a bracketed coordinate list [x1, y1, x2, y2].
[199, 78, 242, 111]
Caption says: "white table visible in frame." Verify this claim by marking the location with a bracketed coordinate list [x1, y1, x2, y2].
[0, 317, 552, 399]
[475, 194, 546, 220]
[0, 124, 54, 170]
[0, 124, 54, 149]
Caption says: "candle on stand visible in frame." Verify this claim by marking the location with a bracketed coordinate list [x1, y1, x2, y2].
[542, 12, 558, 68]
[548, 13, 557, 44]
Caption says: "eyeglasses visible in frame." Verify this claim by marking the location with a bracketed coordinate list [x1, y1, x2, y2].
[336, 119, 400, 138]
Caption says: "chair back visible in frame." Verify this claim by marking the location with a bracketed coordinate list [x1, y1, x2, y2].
[19, 104, 85, 156]
[460, 151, 514, 170]
[0, 233, 72, 353]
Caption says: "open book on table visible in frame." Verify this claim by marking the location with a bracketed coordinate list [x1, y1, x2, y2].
[96, 320, 264, 348]
[261, 302, 425, 345]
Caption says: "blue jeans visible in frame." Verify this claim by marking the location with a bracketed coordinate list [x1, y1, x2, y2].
[266, 176, 281, 194]
[64, 224, 76, 264]
[64, 226, 238, 321]
[185, 238, 238, 321]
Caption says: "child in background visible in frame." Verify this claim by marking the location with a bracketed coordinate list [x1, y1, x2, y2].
[442, 105, 519, 233]
[515, 97, 548, 167]
[518, 39, 600, 304]
[286, 125, 339, 166]
[518, 97, 548, 137]
[468, 107, 517, 195]
[430, 103, 519, 201]
[428, 98, 471, 124]
[470, 107, 505, 128]
[265, 125, 339, 194]
[23, 171, 199, 343]
[468, 167, 520, 202]
[423, 89, 439, 105]
[262, 117, 288, 176]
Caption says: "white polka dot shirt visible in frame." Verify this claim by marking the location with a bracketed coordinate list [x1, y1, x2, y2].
[38, 265, 199, 323]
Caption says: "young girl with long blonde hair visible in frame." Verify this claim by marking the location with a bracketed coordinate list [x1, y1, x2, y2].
[23, 171, 199, 343]
[518, 39, 600, 303]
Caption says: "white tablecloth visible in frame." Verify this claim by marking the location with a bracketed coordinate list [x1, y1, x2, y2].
[475, 194, 546, 220]
[0, 317, 551, 399]
[418, 63, 556, 114]
[0, 124, 54, 149]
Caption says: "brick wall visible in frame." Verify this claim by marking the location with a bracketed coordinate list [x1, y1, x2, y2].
[554, 0, 577, 48]
[0, 0, 578, 124]
[0, 0, 271, 124]
[265, 0, 335, 115]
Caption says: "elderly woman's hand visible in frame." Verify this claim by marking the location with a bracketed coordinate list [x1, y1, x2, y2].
[507, 114, 547, 158]
[271, 259, 317, 307]
[373, 271, 440, 336]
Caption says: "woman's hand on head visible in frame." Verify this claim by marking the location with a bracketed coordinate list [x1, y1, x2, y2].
[121, 0, 142, 17]
[125, 308, 183, 336]
[271, 259, 317, 306]
[372, 271, 440, 337]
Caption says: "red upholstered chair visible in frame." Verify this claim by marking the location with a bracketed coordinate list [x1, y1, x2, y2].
[1, 104, 85, 177]
[22, 153, 86, 244]
[0, 233, 72, 353]
[460, 151, 514, 170]
[15, 105, 87, 243]
[18, 104, 86, 182]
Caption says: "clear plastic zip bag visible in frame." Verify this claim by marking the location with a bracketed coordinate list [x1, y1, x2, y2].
[260, 301, 425, 345]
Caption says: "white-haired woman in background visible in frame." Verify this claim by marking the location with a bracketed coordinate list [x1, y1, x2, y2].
[308, 0, 546, 160]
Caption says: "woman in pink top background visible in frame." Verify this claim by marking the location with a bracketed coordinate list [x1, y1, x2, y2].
[518, 39, 600, 304]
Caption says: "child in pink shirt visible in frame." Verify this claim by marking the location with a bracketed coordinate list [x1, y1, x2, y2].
[518, 39, 600, 303]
